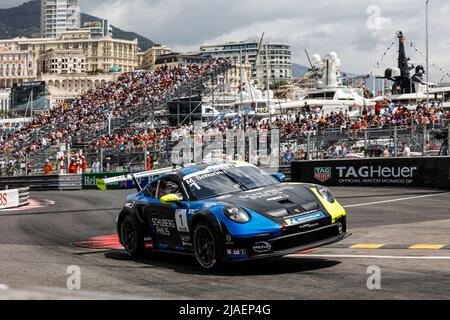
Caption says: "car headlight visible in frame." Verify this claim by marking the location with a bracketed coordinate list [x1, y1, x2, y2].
[224, 207, 250, 223]
[316, 186, 336, 204]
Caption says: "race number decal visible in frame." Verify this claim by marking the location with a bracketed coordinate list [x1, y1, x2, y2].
[175, 209, 189, 232]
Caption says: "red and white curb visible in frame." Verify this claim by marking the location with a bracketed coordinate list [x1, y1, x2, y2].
[0, 199, 55, 212]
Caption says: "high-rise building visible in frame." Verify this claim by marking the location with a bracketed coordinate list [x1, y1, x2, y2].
[41, 0, 81, 38]
[200, 40, 292, 86]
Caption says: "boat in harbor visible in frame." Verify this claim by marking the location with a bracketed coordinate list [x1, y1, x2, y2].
[373, 31, 437, 108]
[202, 51, 373, 123]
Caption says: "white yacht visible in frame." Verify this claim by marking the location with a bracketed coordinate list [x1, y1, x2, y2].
[201, 51, 373, 123]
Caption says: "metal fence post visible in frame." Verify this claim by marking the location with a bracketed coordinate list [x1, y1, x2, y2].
[100, 148, 104, 173]
[422, 125, 427, 156]
[364, 130, 368, 157]
[447, 124, 450, 156]
[307, 133, 312, 160]
[394, 126, 398, 157]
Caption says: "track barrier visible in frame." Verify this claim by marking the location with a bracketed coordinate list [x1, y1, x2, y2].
[18, 187, 30, 207]
[0, 187, 29, 210]
[291, 157, 450, 189]
[0, 175, 83, 191]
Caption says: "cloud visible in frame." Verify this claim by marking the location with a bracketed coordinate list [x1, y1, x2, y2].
[79, 0, 449, 80]
[2, 0, 450, 81]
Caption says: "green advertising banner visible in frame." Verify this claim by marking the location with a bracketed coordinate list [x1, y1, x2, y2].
[82, 172, 128, 190]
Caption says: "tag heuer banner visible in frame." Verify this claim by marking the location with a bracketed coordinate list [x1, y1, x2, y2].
[292, 157, 450, 189]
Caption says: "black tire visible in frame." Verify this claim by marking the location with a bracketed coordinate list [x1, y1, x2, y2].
[120, 214, 144, 258]
[193, 221, 221, 270]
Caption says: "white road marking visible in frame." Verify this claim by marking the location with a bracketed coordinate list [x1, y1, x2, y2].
[344, 192, 450, 208]
[292, 254, 450, 260]
[0, 284, 9, 290]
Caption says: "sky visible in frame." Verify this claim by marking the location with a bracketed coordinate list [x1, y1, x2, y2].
[2, 0, 449, 81]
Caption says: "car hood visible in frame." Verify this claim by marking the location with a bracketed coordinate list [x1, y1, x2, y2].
[213, 184, 320, 218]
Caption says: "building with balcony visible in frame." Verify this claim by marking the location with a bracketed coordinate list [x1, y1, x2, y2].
[41, 0, 81, 38]
[138, 45, 172, 69]
[200, 40, 293, 86]
[0, 29, 139, 74]
[38, 49, 86, 75]
[0, 47, 38, 88]
[154, 52, 208, 68]
[0, 89, 11, 114]
[82, 20, 113, 39]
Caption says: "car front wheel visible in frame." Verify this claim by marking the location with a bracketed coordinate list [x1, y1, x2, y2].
[193, 221, 220, 270]
[120, 214, 144, 258]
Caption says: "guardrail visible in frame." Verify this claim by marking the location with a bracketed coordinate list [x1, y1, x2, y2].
[0, 187, 29, 210]
[0, 175, 83, 191]
[18, 187, 30, 207]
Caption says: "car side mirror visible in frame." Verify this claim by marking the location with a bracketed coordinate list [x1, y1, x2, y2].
[272, 173, 286, 182]
[160, 194, 183, 204]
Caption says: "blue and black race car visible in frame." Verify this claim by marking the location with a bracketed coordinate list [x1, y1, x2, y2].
[99, 162, 349, 269]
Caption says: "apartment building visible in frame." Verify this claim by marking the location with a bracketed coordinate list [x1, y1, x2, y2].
[41, 0, 81, 38]
[200, 41, 293, 85]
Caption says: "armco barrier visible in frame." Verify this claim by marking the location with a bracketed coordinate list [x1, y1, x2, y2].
[0, 175, 82, 191]
[0, 188, 30, 210]
[0, 189, 20, 210]
[291, 157, 450, 189]
[18, 187, 30, 207]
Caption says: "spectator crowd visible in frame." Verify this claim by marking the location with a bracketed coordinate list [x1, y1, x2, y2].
[0, 59, 231, 166]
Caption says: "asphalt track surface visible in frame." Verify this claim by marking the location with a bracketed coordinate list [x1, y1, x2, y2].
[0, 187, 449, 299]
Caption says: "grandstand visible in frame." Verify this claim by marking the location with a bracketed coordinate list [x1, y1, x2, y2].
[0, 58, 234, 174]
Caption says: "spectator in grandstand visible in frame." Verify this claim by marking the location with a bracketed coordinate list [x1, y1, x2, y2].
[92, 159, 101, 174]
[439, 142, 448, 156]
[402, 143, 411, 157]
[69, 158, 78, 174]
[295, 149, 307, 161]
[146, 152, 152, 171]
[44, 160, 53, 175]
[383, 146, 391, 158]
[282, 146, 295, 165]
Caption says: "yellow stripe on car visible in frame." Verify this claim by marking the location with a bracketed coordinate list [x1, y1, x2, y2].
[96, 179, 107, 191]
[310, 188, 346, 223]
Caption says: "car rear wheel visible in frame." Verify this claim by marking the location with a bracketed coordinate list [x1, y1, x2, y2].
[193, 221, 220, 270]
[120, 215, 144, 258]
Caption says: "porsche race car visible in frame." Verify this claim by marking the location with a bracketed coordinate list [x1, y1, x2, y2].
[98, 162, 350, 269]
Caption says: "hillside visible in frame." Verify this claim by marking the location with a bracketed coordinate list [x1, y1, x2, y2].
[0, 0, 155, 50]
[292, 63, 309, 78]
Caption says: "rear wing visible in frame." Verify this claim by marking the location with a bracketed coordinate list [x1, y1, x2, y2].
[96, 164, 195, 191]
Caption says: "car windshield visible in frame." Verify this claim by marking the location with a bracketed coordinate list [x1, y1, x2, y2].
[223, 166, 279, 190]
[184, 165, 279, 200]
